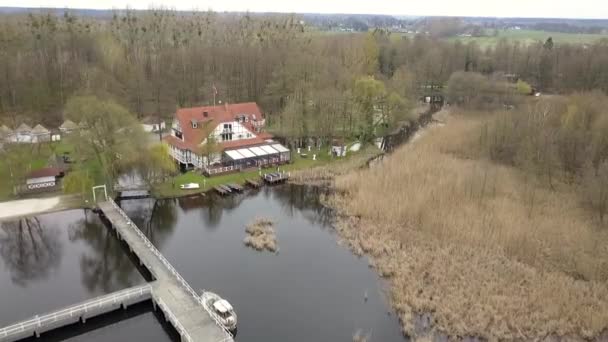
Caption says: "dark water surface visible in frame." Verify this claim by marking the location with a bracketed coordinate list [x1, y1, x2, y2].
[0, 210, 171, 342]
[0, 185, 406, 342]
[121, 185, 406, 342]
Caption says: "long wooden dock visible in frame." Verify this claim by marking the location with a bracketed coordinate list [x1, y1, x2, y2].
[98, 200, 233, 342]
[0, 284, 152, 341]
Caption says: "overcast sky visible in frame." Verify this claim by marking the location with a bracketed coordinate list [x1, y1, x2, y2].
[3, 0, 608, 19]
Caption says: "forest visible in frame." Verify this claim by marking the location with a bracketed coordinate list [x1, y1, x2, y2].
[1, 10, 608, 144]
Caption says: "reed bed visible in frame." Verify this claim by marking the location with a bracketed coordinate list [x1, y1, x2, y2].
[244, 217, 278, 252]
[328, 114, 608, 340]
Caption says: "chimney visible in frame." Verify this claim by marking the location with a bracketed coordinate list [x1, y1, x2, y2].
[224, 102, 228, 111]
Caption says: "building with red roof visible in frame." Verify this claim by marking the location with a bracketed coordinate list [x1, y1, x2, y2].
[164, 102, 290, 175]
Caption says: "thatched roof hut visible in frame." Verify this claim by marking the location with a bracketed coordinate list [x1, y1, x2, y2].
[15, 123, 32, 133]
[32, 124, 50, 135]
[59, 119, 78, 132]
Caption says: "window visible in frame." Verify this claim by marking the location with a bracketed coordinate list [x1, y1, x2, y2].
[221, 132, 233, 141]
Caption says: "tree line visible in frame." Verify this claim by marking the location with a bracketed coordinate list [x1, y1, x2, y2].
[1, 10, 608, 144]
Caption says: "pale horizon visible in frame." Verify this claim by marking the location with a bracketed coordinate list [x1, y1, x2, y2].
[1, 0, 608, 19]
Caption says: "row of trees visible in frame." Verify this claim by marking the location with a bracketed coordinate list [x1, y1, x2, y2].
[1, 10, 608, 144]
[480, 92, 608, 223]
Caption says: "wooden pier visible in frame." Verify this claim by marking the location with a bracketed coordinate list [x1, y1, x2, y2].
[245, 179, 261, 188]
[116, 190, 151, 200]
[97, 201, 233, 342]
[227, 184, 244, 193]
[214, 184, 245, 196]
[263, 172, 289, 184]
[213, 186, 231, 196]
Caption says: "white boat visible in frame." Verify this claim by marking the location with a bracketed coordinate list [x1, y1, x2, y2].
[180, 183, 200, 190]
[201, 291, 237, 331]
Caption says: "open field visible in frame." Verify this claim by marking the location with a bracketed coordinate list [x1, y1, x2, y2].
[327, 113, 608, 340]
[447, 29, 608, 48]
[337, 29, 608, 48]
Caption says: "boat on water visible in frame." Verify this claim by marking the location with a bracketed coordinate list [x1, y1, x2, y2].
[201, 291, 237, 331]
[180, 183, 200, 190]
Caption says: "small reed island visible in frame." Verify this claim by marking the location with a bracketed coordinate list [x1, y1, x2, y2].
[244, 217, 278, 252]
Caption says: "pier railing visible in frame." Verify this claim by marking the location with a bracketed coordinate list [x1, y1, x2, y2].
[108, 200, 234, 341]
[156, 298, 192, 342]
[0, 284, 152, 341]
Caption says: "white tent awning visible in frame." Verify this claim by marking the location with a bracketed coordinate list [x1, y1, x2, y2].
[249, 146, 268, 156]
[237, 148, 256, 158]
[271, 144, 289, 153]
[260, 145, 279, 154]
[226, 150, 245, 160]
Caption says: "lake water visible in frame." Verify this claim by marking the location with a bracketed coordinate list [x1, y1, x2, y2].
[121, 185, 406, 342]
[0, 185, 406, 342]
[0, 210, 171, 341]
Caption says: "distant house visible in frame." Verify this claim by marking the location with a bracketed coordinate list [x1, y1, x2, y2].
[59, 120, 78, 134]
[141, 117, 166, 133]
[164, 102, 290, 175]
[25, 167, 64, 191]
[14, 123, 33, 143]
[32, 124, 51, 143]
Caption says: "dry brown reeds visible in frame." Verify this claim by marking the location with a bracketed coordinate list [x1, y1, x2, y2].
[328, 113, 608, 340]
[244, 217, 278, 252]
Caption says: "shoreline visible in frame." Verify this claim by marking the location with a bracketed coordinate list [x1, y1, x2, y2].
[0, 194, 87, 221]
[295, 109, 608, 341]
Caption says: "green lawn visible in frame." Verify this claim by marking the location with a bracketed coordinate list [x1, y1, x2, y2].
[152, 148, 345, 198]
[447, 29, 608, 48]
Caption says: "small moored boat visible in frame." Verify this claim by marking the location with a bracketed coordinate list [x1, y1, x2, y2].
[201, 291, 237, 331]
[180, 183, 200, 190]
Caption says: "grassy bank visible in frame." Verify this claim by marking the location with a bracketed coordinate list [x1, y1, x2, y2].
[327, 113, 608, 340]
[151, 148, 355, 198]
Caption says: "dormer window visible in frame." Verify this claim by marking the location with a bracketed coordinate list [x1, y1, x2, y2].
[191, 119, 198, 129]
